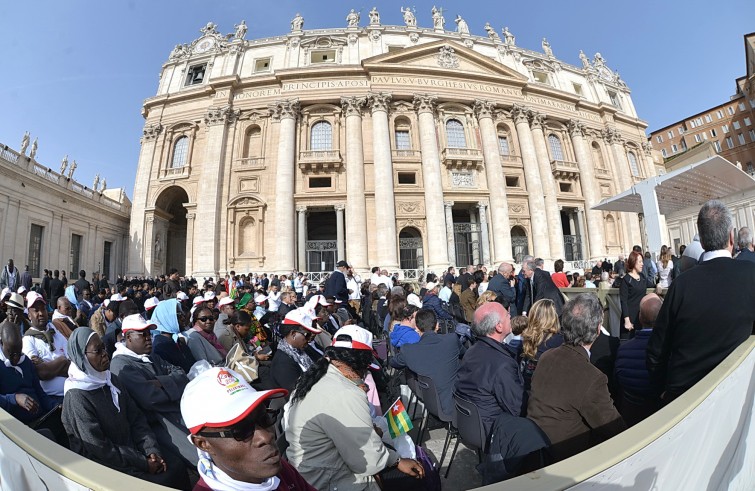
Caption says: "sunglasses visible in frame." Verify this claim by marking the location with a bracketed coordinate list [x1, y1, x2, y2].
[296, 330, 315, 341]
[196, 316, 214, 323]
[198, 406, 278, 442]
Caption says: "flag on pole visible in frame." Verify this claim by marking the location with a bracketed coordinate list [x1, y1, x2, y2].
[385, 398, 413, 438]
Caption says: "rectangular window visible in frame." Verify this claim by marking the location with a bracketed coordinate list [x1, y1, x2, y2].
[733, 121, 741, 130]
[656, 135, 663, 143]
[671, 144, 679, 153]
[28, 224, 43, 278]
[558, 182, 573, 193]
[710, 128, 717, 138]
[387, 45, 404, 53]
[678, 126, 685, 134]
[696, 117, 703, 126]
[397, 172, 416, 185]
[310, 50, 336, 64]
[608, 91, 622, 109]
[690, 120, 697, 129]
[726, 136, 734, 149]
[184, 64, 207, 86]
[103, 241, 112, 281]
[716, 110, 724, 119]
[722, 124, 730, 133]
[498, 136, 510, 156]
[749, 129, 755, 142]
[705, 114, 712, 123]
[532, 71, 549, 84]
[745, 117, 752, 126]
[395, 130, 411, 150]
[695, 134, 703, 143]
[739, 102, 746, 111]
[309, 177, 332, 188]
[667, 130, 674, 138]
[728, 106, 735, 115]
[714, 141, 722, 152]
[70, 234, 82, 278]
[702, 132, 708, 140]
[661, 148, 668, 157]
[505, 176, 520, 187]
[572, 83, 583, 96]
[738, 133, 746, 145]
[254, 58, 271, 72]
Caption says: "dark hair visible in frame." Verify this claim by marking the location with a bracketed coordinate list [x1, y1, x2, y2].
[224, 309, 252, 326]
[510, 315, 529, 336]
[388, 296, 407, 322]
[118, 300, 139, 318]
[473, 270, 484, 285]
[291, 346, 373, 404]
[415, 309, 437, 332]
[554, 259, 564, 272]
[169, 268, 179, 275]
[626, 250, 643, 272]
[279, 322, 304, 338]
[372, 266, 379, 273]
[79, 270, 86, 278]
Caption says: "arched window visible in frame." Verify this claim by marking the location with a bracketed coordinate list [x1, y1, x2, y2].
[511, 226, 529, 264]
[548, 134, 564, 161]
[627, 151, 640, 177]
[310, 121, 332, 150]
[243, 125, 262, 158]
[171, 136, 188, 168]
[446, 119, 467, 148]
[394, 117, 412, 150]
[591, 142, 605, 169]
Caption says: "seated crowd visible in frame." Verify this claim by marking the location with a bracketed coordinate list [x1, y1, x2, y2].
[0, 199, 753, 490]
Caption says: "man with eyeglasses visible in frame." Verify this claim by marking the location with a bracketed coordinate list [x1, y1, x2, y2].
[21, 292, 70, 405]
[181, 367, 316, 491]
[110, 314, 196, 467]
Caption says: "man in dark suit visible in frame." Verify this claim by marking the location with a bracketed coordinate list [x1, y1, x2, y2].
[527, 294, 626, 462]
[735, 227, 755, 263]
[49, 270, 65, 308]
[486, 262, 517, 314]
[391, 309, 460, 416]
[521, 260, 564, 316]
[324, 261, 350, 303]
[647, 200, 755, 403]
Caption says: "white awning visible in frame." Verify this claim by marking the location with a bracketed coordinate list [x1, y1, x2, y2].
[593, 156, 755, 215]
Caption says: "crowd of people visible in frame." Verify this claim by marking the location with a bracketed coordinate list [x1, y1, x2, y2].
[0, 198, 753, 490]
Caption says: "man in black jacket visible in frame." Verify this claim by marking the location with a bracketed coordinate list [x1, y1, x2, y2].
[647, 200, 755, 403]
[324, 261, 350, 303]
[49, 270, 65, 308]
[487, 263, 517, 314]
[521, 260, 564, 316]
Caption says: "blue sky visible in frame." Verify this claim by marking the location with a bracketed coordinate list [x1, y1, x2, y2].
[0, 0, 752, 198]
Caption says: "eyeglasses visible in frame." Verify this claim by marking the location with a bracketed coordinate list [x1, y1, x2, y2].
[85, 347, 108, 356]
[198, 407, 278, 441]
[128, 330, 151, 339]
[295, 331, 315, 341]
[196, 316, 213, 323]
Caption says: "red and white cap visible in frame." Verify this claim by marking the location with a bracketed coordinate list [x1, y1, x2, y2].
[218, 296, 234, 307]
[254, 294, 268, 304]
[204, 291, 217, 301]
[144, 297, 160, 310]
[16, 286, 27, 295]
[122, 314, 157, 332]
[176, 291, 189, 301]
[0, 288, 10, 301]
[283, 308, 322, 334]
[110, 293, 126, 302]
[332, 325, 374, 351]
[180, 367, 287, 435]
[26, 291, 46, 308]
[192, 296, 205, 306]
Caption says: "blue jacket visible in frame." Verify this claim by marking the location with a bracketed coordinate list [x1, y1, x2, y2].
[324, 270, 349, 303]
[615, 329, 654, 397]
[0, 357, 58, 424]
[389, 324, 421, 350]
[455, 336, 524, 438]
[421, 292, 452, 320]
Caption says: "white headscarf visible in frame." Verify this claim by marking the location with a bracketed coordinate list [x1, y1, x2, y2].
[193, 446, 280, 491]
[64, 330, 121, 412]
[113, 341, 152, 363]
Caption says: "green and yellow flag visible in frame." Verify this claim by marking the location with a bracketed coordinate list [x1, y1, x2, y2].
[385, 398, 413, 438]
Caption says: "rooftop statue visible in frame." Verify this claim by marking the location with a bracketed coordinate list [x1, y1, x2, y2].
[542, 37, 553, 57]
[484, 23, 500, 41]
[60, 155, 68, 174]
[502, 26, 515, 45]
[234, 20, 247, 40]
[431, 6, 445, 31]
[291, 13, 304, 32]
[346, 9, 360, 28]
[579, 50, 591, 69]
[29, 138, 38, 160]
[401, 7, 416, 27]
[20, 132, 30, 155]
[455, 15, 469, 35]
[369, 7, 380, 25]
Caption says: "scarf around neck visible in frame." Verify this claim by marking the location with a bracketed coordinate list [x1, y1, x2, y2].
[113, 342, 152, 363]
[193, 326, 228, 358]
[0, 349, 25, 377]
[65, 329, 120, 412]
[277, 338, 313, 372]
[195, 448, 280, 491]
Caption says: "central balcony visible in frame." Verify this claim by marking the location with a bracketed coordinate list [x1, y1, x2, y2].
[441, 147, 483, 171]
[298, 149, 342, 173]
[550, 159, 580, 180]
[391, 149, 421, 162]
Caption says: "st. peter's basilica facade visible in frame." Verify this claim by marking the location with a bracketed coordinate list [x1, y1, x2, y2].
[128, 9, 659, 278]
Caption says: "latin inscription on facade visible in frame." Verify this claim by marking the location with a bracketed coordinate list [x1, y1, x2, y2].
[371, 75, 521, 96]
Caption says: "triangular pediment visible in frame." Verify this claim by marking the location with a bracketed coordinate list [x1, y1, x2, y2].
[363, 40, 527, 82]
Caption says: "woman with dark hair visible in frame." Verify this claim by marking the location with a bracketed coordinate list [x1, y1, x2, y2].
[62, 328, 187, 488]
[286, 325, 424, 490]
[269, 309, 323, 392]
[187, 307, 227, 367]
[151, 299, 196, 373]
[551, 259, 570, 288]
[215, 309, 267, 360]
[620, 250, 647, 339]
[384, 294, 407, 333]
[388, 304, 420, 349]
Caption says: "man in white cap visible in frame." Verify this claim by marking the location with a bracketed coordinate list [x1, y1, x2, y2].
[4, 293, 28, 332]
[267, 284, 282, 313]
[111, 314, 196, 467]
[214, 296, 235, 333]
[253, 294, 269, 322]
[143, 296, 160, 319]
[21, 292, 70, 404]
[181, 367, 315, 491]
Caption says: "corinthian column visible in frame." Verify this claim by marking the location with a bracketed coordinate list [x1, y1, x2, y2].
[444, 201, 456, 266]
[297, 206, 307, 271]
[129, 123, 162, 276]
[367, 92, 399, 270]
[473, 100, 513, 263]
[477, 202, 491, 265]
[335, 204, 345, 261]
[529, 112, 565, 259]
[341, 96, 369, 270]
[511, 104, 550, 259]
[413, 94, 449, 272]
[271, 99, 300, 272]
[568, 120, 605, 259]
[603, 127, 642, 246]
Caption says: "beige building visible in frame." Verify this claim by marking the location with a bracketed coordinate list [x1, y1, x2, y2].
[0, 142, 131, 282]
[129, 12, 655, 278]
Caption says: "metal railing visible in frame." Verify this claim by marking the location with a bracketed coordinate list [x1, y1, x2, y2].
[442, 147, 483, 158]
[551, 159, 580, 179]
[500, 154, 522, 165]
[391, 149, 421, 159]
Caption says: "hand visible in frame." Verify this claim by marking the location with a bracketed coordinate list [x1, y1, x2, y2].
[147, 454, 166, 474]
[397, 458, 424, 479]
[31, 356, 43, 365]
[255, 352, 271, 361]
[624, 320, 634, 331]
[15, 394, 39, 414]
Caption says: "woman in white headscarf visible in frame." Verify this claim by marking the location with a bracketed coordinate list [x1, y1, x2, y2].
[62, 327, 189, 488]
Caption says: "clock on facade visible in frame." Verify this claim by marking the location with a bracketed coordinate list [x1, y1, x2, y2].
[194, 37, 216, 54]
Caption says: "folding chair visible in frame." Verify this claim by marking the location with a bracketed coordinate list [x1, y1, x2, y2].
[417, 374, 457, 468]
[447, 393, 487, 478]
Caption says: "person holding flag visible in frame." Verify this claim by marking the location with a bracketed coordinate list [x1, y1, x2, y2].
[285, 324, 424, 490]
[385, 398, 413, 439]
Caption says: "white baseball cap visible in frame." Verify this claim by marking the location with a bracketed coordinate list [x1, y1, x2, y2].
[254, 294, 268, 304]
[192, 296, 205, 306]
[16, 286, 27, 295]
[283, 308, 323, 334]
[218, 296, 234, 307]
[425, 282, 438, 291]
[122, 314, 156, 333]
[332, 325, 374, 351]
[110, 293, 126, 302]
[204, 291, 217, 301]
[1, 288, 10, 301]
[26, 291, 46, 308]
[143, 297, 160, 310]
[176, 291, 189, 301]
[180, 367, 287, 435]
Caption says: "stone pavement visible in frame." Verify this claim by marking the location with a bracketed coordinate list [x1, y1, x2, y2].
[419, 424, 483, 490]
